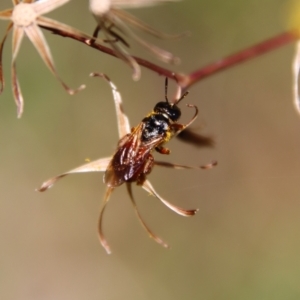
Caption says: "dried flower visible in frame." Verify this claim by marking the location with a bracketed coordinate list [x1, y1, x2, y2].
[292, 41, 300, 113]
[37, 73, 216, 254]
[0, 0, 90, 118]
[89, 0, 186, 80]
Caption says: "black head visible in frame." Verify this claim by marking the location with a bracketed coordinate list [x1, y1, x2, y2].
[154, 101, 181, 121]
[152, 77, 190, 122]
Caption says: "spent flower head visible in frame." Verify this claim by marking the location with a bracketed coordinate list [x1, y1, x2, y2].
[89, 0, 186, 80]
[0, 0, 91, 118]
[37, 73, 216, 254]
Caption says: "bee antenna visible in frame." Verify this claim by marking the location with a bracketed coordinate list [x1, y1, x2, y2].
[176, 91, 189, 105]
[165, 77, 169, 103]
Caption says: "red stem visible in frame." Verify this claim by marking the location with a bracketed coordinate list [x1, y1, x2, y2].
[42, 26, 300, 90]
[41, 25, 186, 83]
[184, 30, 300, 90]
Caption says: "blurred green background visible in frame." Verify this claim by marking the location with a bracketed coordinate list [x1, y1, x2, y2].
[1, 0, 300, 299]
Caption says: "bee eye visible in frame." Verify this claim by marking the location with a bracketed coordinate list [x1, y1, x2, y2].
[154, 102, 181, 121]
[169, 106, 181, 121]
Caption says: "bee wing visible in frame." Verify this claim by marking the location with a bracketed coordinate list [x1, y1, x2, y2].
[176, 128, 215, 148]
[104, 124, 147, 187]
[104, 123, 163, 187]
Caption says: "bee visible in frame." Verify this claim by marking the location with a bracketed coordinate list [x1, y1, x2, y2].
[38, 74, 216, 254]
[105, 79, 196, 187]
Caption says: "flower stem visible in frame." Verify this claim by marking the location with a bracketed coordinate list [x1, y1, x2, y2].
[41, 25, 300, 90]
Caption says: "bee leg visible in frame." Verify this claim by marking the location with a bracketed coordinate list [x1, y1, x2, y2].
[87, 25, 101, 46]
[144, 155, 154, 175]
[93, 25, 101, 39]
[106, 24, 130, 47]
[126, 183, 169, 249]
[155, 146, 170, 155]
[200, 160, 218, 169]
[170, 123, 185, 134]
[171, 105, 199, 135]
[154, 160, 217, 170]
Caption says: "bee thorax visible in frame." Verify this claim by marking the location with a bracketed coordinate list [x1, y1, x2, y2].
[141, 114, 170, 142]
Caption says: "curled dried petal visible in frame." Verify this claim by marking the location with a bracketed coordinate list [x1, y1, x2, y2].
[11, 26, 25, 117]
[11, 25, 24, 62]
[98, 187, 114, 254]
[102, 24, 141, 80]
[0, 22, 13, 95]
[142, 180, 198, 216]
[90, 72, 131, 137]
[111, 14, 180, 64]
[12, 62, 23, 118]
[24, 24, 85, 95]
[127, 183, 169, 248]
[37, 157, 111, 192]
[37, 16, 94, 42]
[90, 0, 183, 78]
[112, 8, 187, 40]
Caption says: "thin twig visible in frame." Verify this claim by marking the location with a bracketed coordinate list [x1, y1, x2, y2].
[183, 30, 300, 91]
[40, 25, 300, 91]
[40, 25, 187, 82]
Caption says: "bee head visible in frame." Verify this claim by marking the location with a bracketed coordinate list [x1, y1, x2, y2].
[154, 101, 181, 121]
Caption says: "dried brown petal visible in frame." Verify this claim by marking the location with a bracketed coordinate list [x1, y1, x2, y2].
[11, 26, 25, 117]
[102, 26, 141, 80]
[127, 183, 169, 248]
[11, 62, 23, 118]
[0, 22, 13, 94]
[142, 180, 199, 216]
[24, 24, 85, 95]
[23, 0, 34, 3]
[90, 0, 183, 79]
[112, 8, 186, 40]
[111, 14, 180, 64]
[37, 157, 111, 192]
[0, 8, 13, 19]
[11, 25, 24, 61]
[98, 187, 114, 254]
[37, 16, 94, 42]
[90, 73, 131, 138]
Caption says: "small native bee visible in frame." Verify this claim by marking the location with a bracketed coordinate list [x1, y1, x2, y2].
[105, 80, 196, 187]
[38, 74, 216, 254]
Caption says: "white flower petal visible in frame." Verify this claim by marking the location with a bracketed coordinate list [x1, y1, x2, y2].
[31, 0, 70, 16]
[293, 41, 300, 114]
[111, 0, 180, 9]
